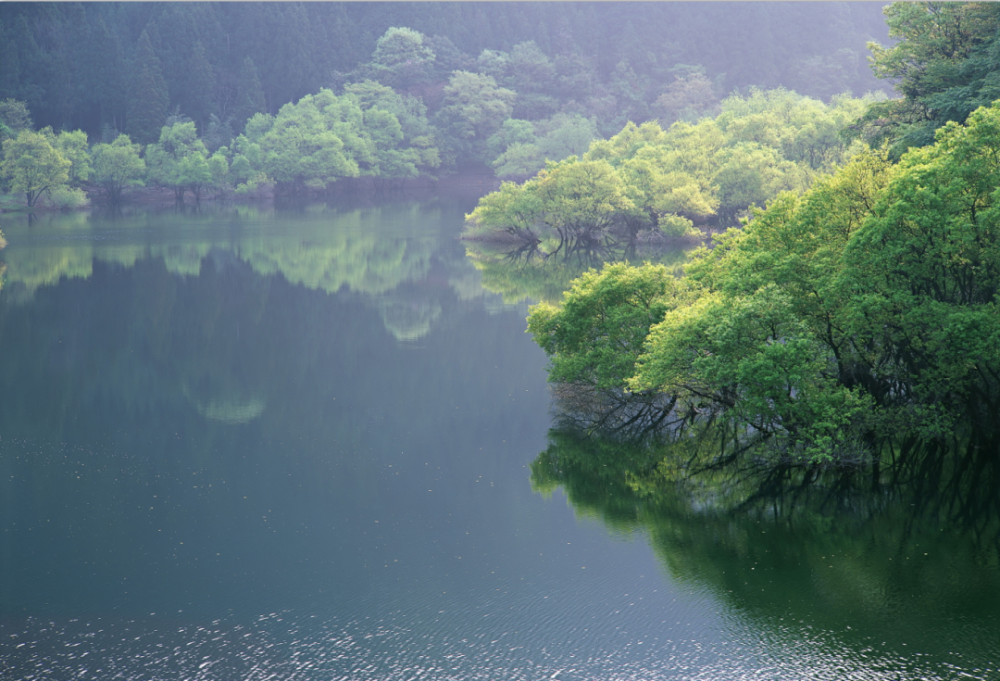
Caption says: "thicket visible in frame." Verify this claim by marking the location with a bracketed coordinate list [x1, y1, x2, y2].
[496, 2, 1000, 467]
[0, 1, 891, 205]
[466, 89, 870, 254]
[528, 102, 1000, 464]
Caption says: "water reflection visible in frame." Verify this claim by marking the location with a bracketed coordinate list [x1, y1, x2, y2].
[0, 199, 500, 343]
[531, 426, 1000, 678]
[4, 200, 999, 679]
[464, 238, 694, 305]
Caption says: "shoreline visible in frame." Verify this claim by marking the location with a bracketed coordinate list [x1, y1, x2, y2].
[0, 172, 503, 216]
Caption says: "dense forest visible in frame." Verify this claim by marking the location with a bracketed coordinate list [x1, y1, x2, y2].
[0, 2, 892, 209]
[516, 2, 1000, 467]
[0, 2, 890, 138]
[7, 1, 1000, 465]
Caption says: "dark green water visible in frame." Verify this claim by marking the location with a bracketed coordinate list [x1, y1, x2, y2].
[0, 199, 998, 680]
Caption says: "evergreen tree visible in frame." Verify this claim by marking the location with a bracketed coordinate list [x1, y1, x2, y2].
[126, 29, 169, 146]
[233, 56, 267, 133]
[184, 41, 216, 132]
[0, 98, 33, 142]
[0, 23, 21, 101]
[94, 18, 128, 134]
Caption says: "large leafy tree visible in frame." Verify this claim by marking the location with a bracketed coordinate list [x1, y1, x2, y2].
[256, 89, 366, 192]
[850, 1, 1000, 157]
[436, 71, 515, 166]
[1, 129, 71, 207]
[367, 27, 435, 90]
[145, 121, 211, 200]
[344, 80, 441, 179]
[91, 134, 146, 203]
[528, 100, 1000, 462]
[51, 129, 91, 185]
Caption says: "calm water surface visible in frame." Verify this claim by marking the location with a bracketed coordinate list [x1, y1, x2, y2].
[0, 198, 998, 680]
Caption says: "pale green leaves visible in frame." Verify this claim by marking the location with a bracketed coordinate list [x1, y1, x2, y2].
[1, 129, 71, 207]
[91, 134, 146, 201]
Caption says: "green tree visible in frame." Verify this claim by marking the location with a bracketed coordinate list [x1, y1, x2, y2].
[0, 98, 32, 142]
[257, 89, 364, 193]
[502, 41, 559, 120]
[526, 99, 1000, 462]
[145, 121, 211, 201]
[126, 30, 169, 146]
[233, 56, 267, 133]
[1, 129, 70, 207]
[208, 150, 230, 196]
[528, 262, 680, 393]
[491, 114, 599, 179]
[91, 134, 146, 203]
[655, 71, 720, 126]
[368, 27, 435, 90]
[343, 80, 441, 179]
[183, 41, 216, 132]
[91, 18, 127, 134]
[437, 71, 516, 166]
[840, 105, 1000, 432]
[51, 129, 91, 185]
[851, 2, 1000, 157]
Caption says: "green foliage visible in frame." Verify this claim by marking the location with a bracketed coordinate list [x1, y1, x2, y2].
[145, 121, 211, 200]
[207, 151, 230, 195]
[344, 80, 441, 178]
[839, 105, 1000, 431]
[486, 118, 536, 162]
[40, 185, 89, 210]
[91, 134, 146, 202]
[853, 2, 1000, 157]
[491, 114, 598, 178]
[527, 99, 1000, 461]
[51, 129, 91, 185]
[369, 27, 435, 90]
[255, 89, 367, 192]
[0, 99, 32, 142]
[472, 89, 870, 248]
[233, 57, 268, 134]
[0, 3, 890, 144]
[126, 30, 169, 146]
[437, 71, 516, 166]
[528, 262, 680, 392]
[1, 129, 71, 207]
[654, 71, 720, 126]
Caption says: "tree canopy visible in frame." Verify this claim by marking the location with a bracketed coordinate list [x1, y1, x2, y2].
[91, 134, 146, 202]
[1, 128, 71, 207]
[528, 99, 1000, 464]
[849, 2, 1000, 158]
[467, 89, 871, 254]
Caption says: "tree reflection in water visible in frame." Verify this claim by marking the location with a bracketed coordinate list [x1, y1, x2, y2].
[464, 236, 693, 305]
[531, 407, 1000, 673]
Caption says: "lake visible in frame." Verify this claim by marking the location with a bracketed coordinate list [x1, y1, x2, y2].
[1, 196, 998, 680]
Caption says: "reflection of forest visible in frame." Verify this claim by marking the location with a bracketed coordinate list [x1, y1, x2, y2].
[465, 239, 694, 304]
[0, 200, 502, 341]
[0, 247, 552, 618]
[532, 427, 1000, 674]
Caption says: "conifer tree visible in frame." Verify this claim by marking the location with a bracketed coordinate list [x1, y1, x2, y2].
[184, 41, 216, 132]
[233, 56, 267, 133]
[126, 30, 169, 146]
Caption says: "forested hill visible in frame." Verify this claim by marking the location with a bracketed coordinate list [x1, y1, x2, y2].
[0, 2, 889, 144]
